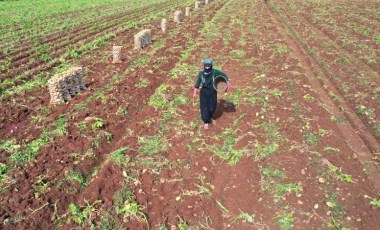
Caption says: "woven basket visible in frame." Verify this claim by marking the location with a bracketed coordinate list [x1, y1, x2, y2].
[213, 75, 227, 92]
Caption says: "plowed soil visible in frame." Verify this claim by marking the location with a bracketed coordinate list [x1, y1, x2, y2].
[0, 0, 379, 229]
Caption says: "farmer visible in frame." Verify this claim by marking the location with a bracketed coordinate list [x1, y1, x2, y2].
[193, 58, 229, 129]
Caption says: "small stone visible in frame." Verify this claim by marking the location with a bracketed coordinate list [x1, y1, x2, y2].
[176, 196, 181, 201]
[346, 217, 351, 221]
[314, 204, 319, 209]
[160, 178, 165, 183]
[318, 178, 325, 183]
[356, 218, 361, 222]
[326, 211, 331, 216]
[202, 167, 208, 171]
[326, 202, 335, 208]
[301, 169, 305, 175]
[297, 200, 303, 205]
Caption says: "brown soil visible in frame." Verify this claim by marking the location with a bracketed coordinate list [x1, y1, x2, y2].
[1, 0, 379, 230]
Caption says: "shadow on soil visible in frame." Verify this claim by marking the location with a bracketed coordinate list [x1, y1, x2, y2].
[213, 99, 236, 120]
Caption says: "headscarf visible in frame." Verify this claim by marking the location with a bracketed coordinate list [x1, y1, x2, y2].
[203, 58, 213, 75]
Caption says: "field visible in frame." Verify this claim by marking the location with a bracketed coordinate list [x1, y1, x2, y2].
[0, 0, 380, 229]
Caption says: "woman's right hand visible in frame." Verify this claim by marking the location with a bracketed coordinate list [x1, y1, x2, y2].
[193, 88, 199, 98]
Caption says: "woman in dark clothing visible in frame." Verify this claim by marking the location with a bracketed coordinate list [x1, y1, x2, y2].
[193, 58, 229, 129]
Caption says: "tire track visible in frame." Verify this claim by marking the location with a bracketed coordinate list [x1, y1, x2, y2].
[272, 0, 380, 141]
[275, 2, 380, 77]
[266, 3, 380, 190]
[287, 1, 380, 73]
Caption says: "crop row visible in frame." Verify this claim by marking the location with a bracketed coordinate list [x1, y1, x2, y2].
[0, 0, 161, 48]
[0, 0, 228, 228]
[0, 0, 189, 96]
[0, 0, 180, 79]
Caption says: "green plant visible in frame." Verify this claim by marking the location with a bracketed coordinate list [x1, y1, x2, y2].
[0, 139, 20, 153]
[356, 105, 374, 116]
[231, 210, 255, 223]
[261, 166, 286, 179]
[229, 89, 243, 106]
[138, 135, 168, 155]
[148, 84, 168, 109]
[0, 163, 10, 191]
[70, 150, 94, 161]
[98, 211, 121, 230]
[66, 168, 87, 187]
[276, 212, 294, 230]
[135, 78, 149, 88]
[324, 146, 340, 154]
[370, 198, 380, 208]
[304, 132, 319, 146]
[330, 115, 346, 123]
[216, 200, 229, 215]
[77, 122, 87, 133]
[254, 141, 279, 160]
[33, 175, 49, 199]
[158, 226, 169, 230]
[303, 94, 315, 101]
[230, 50, 246, 59]
[114, 187, 149, 229]
[116, 106, 129, 117]
[372, 123, 380, 137]
[177, 218, 189, 230]
[11, 130, 51, 163]
[54, 116, 67, 135]
[92, 135, 101, 149]
[326, 162, 352, 183]
[67, 200, 101, 227]
[182, 175, 214, 198]
[275, 183, 302, 198]
[91, 118, 104, 131]
[196, 175, 214, 197]
[374, 34, 380, 44]
[324, 193, 347, 229]
[110, 147, 131, 167]
[274, 44, 289, 56]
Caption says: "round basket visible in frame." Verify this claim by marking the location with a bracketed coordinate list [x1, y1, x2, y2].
[213, 75, 228, 93]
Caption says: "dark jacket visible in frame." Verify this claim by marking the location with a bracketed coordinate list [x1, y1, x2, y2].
[194, 69, 228, 89]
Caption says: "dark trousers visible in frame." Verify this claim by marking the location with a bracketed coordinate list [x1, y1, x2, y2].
[200, 87, 217, 124]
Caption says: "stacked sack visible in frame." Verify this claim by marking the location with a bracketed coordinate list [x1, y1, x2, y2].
[134, 29, 152, 50]
[48, 67, 85, 104]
